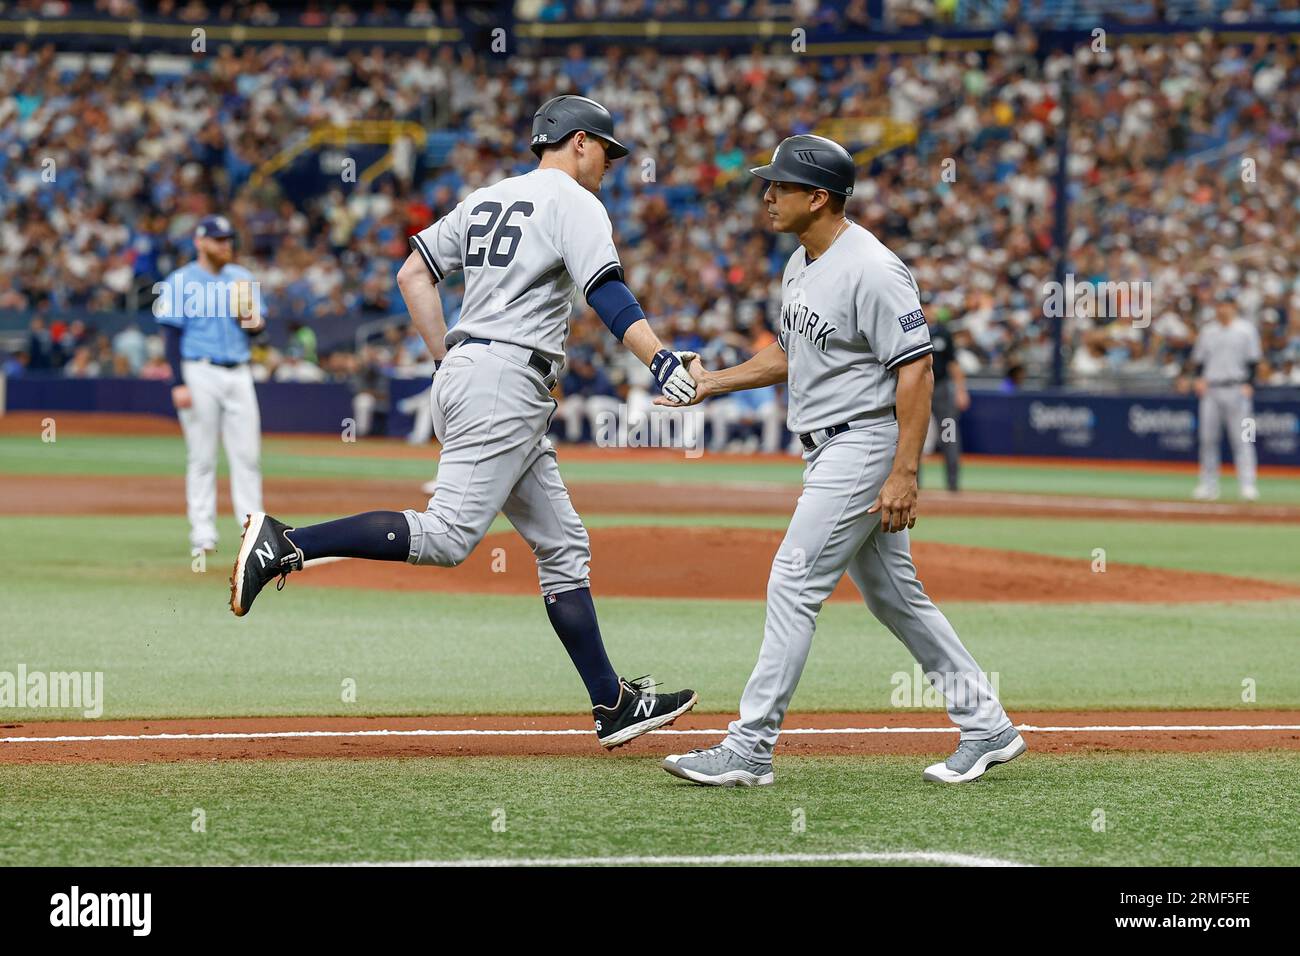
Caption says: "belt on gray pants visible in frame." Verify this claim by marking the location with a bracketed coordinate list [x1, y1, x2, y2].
[455, 337, 557, 388]
[799, 406, 896, 451]
[188, 357, 245, 369]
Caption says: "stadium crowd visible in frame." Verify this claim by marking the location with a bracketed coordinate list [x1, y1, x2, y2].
[2, 26, 1299, 443]
[11, 0, 1300, 28]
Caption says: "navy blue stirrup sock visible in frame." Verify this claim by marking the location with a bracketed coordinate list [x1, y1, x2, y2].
[545, 587, 621, 708]
[285, 511, 410, 562]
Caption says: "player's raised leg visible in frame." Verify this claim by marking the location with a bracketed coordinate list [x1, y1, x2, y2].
[502, 437, 696, 747]
[229, 344, 540, 616]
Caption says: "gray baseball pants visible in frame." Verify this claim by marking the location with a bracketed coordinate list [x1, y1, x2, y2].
[725, 418, 1012, 764]
[402, 339, 590, 595]
[1199, 385, 1257, 492]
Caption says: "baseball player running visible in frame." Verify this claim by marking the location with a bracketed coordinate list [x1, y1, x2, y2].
[660, 135, 1023, 786]
[157, 214, 265, 553]
[228, 96, 698, 749]
[1192, 297, 1262, 501]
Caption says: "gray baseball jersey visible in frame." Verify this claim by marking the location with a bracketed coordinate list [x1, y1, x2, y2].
[1192, 318, 1262, 384]
[409, 168, 621, 364]
[724, 220, 1011, 765]
[777, 222, 933, 433]
[400, 167, 620, 600]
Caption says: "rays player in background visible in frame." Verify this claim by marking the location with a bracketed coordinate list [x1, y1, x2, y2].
[1192, 295, 1263, 501]
[157, 215, 265, 553]
[227, 96, 700, 749]
[660, 135, 1023, 787]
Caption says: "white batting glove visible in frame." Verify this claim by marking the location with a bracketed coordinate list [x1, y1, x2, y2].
[650, 349, 698, 405]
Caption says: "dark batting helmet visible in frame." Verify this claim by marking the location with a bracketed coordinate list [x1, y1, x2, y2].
[530, 94, 629, 159]
[750, 134, 856, 197]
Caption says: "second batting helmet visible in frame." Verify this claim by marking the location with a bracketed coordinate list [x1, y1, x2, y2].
[530, 95, 629, 159]
[750, 134, 856, 197]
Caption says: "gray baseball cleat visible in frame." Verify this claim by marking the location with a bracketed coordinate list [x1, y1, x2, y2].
[923, 725, 1026, 783]
[662, 743, 775, 787]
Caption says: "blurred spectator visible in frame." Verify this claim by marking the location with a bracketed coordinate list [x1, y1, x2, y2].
[558, 348, 621, 443]
[64, 345, 100, 378]
[273, 350, 328, 383]
[112, 321, 148, 375]
[287, 322, 319, 365]
[1, 24, 1296, 436]
[349, 345, 391, 437]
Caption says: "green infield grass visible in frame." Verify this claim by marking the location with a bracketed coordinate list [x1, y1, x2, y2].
[3, 432, 1297, 501]
[2, 513, 1297, 718]
[1, 752, 1296, 866]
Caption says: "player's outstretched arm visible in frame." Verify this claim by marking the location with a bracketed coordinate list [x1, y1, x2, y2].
[396, 251, 449, 362]
[617, 318, 697, 405]
[653, 341, 788, 408]
[583, 275, 696, 404]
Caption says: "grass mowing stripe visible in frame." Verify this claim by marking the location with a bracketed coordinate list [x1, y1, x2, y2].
[2, 753, 1296, 866]
[4, 515, 1297, 718]
[3, 571, 1298, 715]
[6, 433, 1299, 500]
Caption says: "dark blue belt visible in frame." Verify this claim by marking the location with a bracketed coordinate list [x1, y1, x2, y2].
[799, 407, 896, 450]
[799, 423, 849, 451]
[456, 337, 554, 382]
[191, 357, 244, 369]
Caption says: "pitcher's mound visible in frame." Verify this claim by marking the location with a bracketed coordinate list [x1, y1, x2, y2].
[294, 527, 1299, 603]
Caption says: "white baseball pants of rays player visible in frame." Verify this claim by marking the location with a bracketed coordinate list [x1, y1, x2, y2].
[724, 416, 1013, 764]
[403, 339, 590, 593]
[178, 359, 263, 549]
[1199, 385, 1256, 492]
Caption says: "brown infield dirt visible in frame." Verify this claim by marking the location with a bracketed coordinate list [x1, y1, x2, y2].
[2, 711, 1298, 765]
[285, 526, 1300, 604]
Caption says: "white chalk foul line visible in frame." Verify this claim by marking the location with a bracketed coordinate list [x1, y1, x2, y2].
[3, 723, 1298, 745]
[288, 850, 1033, 868]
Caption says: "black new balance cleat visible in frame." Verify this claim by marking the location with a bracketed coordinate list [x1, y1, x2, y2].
[229, 512, 304, 617]
[594, 676, 698, 749]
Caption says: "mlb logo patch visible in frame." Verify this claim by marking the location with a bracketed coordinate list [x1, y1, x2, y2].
[897, 309, 926, 332]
